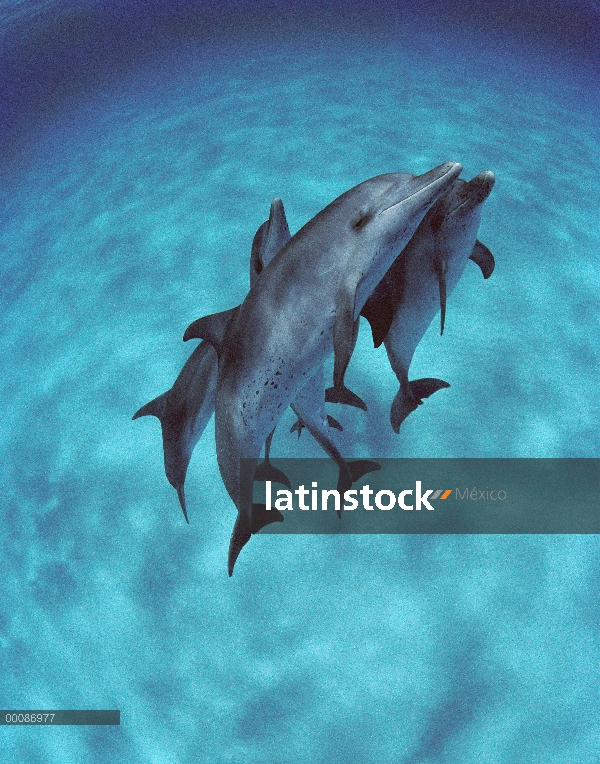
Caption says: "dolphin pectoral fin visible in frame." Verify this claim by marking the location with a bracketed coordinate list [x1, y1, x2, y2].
[329, 291, 366, 409]
[228, 516, 252, 577]
[434, 253, 448, 335]
[183, 306, 239, 349]
[325, 385, 367, 410]
[290, 419, 305, 437]
[332, 286, 359, 386]
[176, 485, 190, 524]
[327, 415, 343, 431]
[390, 377, 450, 434]
[251, 503, 284, 533]
[470, 240, 495, 279]
[132, 392, 168, 420]
[360, 280, 395, 348]
[439, 273, 447, 335]
[253, 462, 291, 489]
[254, 427, 291, 487]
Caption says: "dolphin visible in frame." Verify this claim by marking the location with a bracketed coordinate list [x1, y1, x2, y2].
[130, 201, 290, 523]
[251, 201, 379, 498]
[361, 171, 495, 433]
[184, 161, 463, 574]
[132, 197, 363, 520]
[132, 340, 218, 523]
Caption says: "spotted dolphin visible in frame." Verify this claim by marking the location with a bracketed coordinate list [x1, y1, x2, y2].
[130, 201, 290, 523]
[132, 197, 360, 520]
[184, 161, 463, 574]
[361, 171, 495, 433]
[132, 340, 218, 523]
[251, 202, 379, 499]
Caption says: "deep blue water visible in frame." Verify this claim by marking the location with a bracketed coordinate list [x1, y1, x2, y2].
[1, 1, 599, 761]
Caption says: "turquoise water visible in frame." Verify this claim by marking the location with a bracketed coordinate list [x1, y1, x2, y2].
[1, 2, 599, 761]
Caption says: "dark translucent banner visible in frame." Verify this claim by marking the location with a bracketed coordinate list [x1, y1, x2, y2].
[1, 711, 120, 725]
[244, 459, 600, 534]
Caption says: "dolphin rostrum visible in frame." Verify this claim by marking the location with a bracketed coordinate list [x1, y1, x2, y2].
[184, 161, 463, 574]
[361, 171, 495, 433]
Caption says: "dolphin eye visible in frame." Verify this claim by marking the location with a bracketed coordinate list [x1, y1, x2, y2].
[351, 211, 371, 230]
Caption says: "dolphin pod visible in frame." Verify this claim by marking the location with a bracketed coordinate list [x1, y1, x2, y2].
[134, 162, 496, 575]
[183, 162, 463, 574]
[133, 197, 378, 522]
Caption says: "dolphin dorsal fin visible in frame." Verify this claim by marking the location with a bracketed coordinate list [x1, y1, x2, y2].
[132, 392, 168, 421]
[470, 240, 495, 279]
[183, 306, 239, 353]
[250, 198, 291, 285]
[250, 220, 269, 279]
[262, 198, 291, 268]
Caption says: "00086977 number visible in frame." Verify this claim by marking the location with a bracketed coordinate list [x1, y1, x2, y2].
[5, 713, 55, 723]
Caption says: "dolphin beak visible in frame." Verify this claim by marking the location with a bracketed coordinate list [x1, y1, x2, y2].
[452, 171, 496, 215]
[466, 170, 495, 203]
[378, 161, 463, 215]
[417, 161, 463, 186]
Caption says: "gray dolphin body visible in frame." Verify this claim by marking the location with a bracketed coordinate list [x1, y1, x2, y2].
[251, 202, 378, 496]
[130, 201, 289, 523]
[132, 340, 217, 522]
[132, 197, 361, 520]
[361, 171, 495, 433]
[184, 161, 463, 574]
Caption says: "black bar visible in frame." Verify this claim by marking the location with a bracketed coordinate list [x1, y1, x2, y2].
[1, 711, 120, 725]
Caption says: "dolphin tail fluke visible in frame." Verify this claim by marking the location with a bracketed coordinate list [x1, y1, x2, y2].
[390, 377, 450, 433]
[470, 240, 495, 279]
[132, 392, 167, 421]
[327, 414, 343, 431]
[290, 418, 305, 437]
[390, 387, 419, 434]
[349, 459, 381, 483]
[228, 517, 252, 577]
[290, 413, 343, 438]
[251, 503, 284, 533]
[183, 306, 239, 349]
[226, 503, 284, 573]
[253, 461, 291, 489]
[325, 385, 367, 411]
[176, 485, 190, 524]
[334, 459, 381, 516]
[411, 378, 450, 399]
